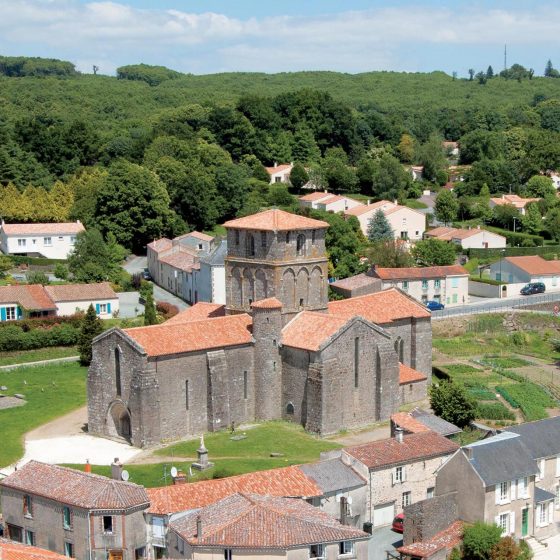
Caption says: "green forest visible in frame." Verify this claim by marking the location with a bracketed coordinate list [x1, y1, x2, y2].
[3, 56, 560, 261]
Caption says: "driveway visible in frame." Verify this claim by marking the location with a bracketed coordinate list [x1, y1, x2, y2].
[369, 526, 403, 560]
[118, 292, 144, 318]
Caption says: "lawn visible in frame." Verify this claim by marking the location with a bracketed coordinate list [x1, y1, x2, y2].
[0, 362, 87, 468]
[0, 347, 78, 367]
[404, 199, 428, 209]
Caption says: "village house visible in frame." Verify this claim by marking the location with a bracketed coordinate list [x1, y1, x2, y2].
[0, 282, 118, 321]
[368, 265, 469, 307]
[88, 209, 432, 447]
[299, 191, 363, 213]
[167, 493, 370, 560]
[391, 410, 461, 439]
[0, 461, 150, 560]
[265, 162, 293, 184]
[425, 226, 506, 250]
[328, 270, 382, 299]
[344, 201, 425, 242]
[339, 430, 459, 528]
[489, 194, 540, 216]
[0, 221, 85, 260]
[489, 255, 560, 293]
[442, 141, 459, 157]
[410, 166, 424, 181]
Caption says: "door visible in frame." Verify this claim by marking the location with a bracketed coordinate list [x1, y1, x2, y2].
[521, 507, 528, 537]
[109, 551, 123, 560]
[373, 502, 395, 526]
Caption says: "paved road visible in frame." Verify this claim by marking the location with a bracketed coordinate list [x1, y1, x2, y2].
[369, 526, 402, 560]
[118, 291, 145, 318]
[432, 291, 560, 319]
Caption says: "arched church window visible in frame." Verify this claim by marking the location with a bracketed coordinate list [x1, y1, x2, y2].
[115, 348, 122, 396]
[286, 402, 295, 415]
[296, 234, 306, 256]
[246, 234, 255, 257]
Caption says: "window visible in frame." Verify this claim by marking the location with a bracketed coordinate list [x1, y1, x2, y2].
[297, 234, 306, 255]
[260, 231, 267, 248]
[309, 544, 324, 559]
[7, 525, 22, 543]
[312, 230, 316, 244]
[5, 306, 17, 321]
[434, 279, 441, 289]
[339, 541, 354, 556]
[452, 293, 458, 304]
[555, 485, 559, 509]
[58, 236, 63, 240]
[177, 537, 185, 555]
[103, 516, 113, 534]
[235, 230, 240, 245]
[25, 530, 35, 546]
[299, 298, 304, 308]
[422, 280, 428, 290]
[538, 459, 545, 480]
[451, 277, 459, 288]
[224, 550, 233, 560]
[393, 466, 405, 484]
[98, 303, 107, 314]
[286, 402, 295, 415]
[354, 337, 359, 389]
[498, 513, 509, 534]
[70, 236, 76, 244]
[402, 491, 411, 508]
[63, 506, 72, 529]
[246, 234, 255, 257]
[538, 503, 548, 526]
[23, 495, 32, 517]
[185, 380, 189, 410]
[64, 542, 74, 558]
[275, 176, 281, 183]
[517, 477, 528, 499]
[44, 237, 52, 246]
[115, 348, 121, 397]
[427, 487, 435, 499]
[286, 231, 291, 244]
[402, 281, 409, 291]
[499, 481, 509, 503]
[198, 243, 203, 250]
[17, 239, 26, 247]
[400, 231, 408, 240]
[243, 370, 248, 399]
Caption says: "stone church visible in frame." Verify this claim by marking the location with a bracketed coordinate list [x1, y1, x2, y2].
[87, 209, 432, 447]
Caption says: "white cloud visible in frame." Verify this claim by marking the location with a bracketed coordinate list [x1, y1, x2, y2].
[0, 1, 559, 74]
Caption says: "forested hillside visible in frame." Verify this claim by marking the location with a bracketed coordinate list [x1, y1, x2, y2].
[3, 57, 560, 260]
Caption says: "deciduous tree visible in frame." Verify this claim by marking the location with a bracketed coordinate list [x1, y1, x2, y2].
[434, 190, 458, 224]
[411, 238, 457, 266]
[429, 381, 476, 428]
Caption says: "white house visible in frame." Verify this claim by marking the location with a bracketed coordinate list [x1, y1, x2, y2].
[426, 226, 506, 249]
[345, 201, 425, 242]
[489, 194, 540, 216]
[489, 255, 560, 294]
[265, 162, 293, 184]
[410, 166, 424, 181]
[0, 221, 85, 260]
[369, 265, 469, 306]
[299, 191, 363, 213]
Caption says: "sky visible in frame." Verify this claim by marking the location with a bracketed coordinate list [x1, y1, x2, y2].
[0, 1, 559, 77]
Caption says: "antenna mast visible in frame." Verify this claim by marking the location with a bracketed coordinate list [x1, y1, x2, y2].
[504, 44, 507, 71]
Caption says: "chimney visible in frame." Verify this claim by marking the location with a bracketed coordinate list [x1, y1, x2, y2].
[111, 458, 123, 481]
[395, 427, 404, 443]
[464, 447, 473, 459]
[196, 515, 202, 538]
[274, 161, 278, 167]
[393, 199, 398, 205]
[173, 470, 187, 485]
[85, 459, 91, 473]
[367, 199, 371, 206]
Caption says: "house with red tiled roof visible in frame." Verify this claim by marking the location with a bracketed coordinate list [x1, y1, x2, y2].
[489, 194, 540, 216]
[0, 462, 149, 560]
[340, 431, 459, 528]
[0, 221, 84, 260]
[426, 226, 506, 249]
[369, 265, 469, 307]
[265, 162, 293, 184]
[299, 191, 363, 213]
[489, 255, 560, 295]
[167, 493, 370, 560]
[0, 538, 69, 560]
[88, 209, 432, 447]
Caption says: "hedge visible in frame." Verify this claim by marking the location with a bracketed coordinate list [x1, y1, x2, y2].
[467, 245, 560, 259]
[484, 226, 544, 247]
[0, 323, 79, 351]
[0, 314, 84, 331]
[469, 276, 505, 285]
[9, 256, 67, 266]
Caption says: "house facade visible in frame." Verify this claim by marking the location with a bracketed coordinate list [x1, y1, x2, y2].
[299, 191, 363, 213]
[0, 461, 150, 560]
[0, 221, 85, 260]
[489, 194, 540, 216]
[265, 162, 293, 184]
[426, 226, 506, 250]
[369, 265, 469, 307]
[489, 255, 560, 293]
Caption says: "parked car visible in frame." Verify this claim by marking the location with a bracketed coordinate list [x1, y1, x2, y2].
[142, 269, 152, 281]
[426, 300, 445, 311]
[392, 513, 404, 533]
[520, 282, 545, 296]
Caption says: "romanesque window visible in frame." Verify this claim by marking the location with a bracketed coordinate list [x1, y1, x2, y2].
[354, 337, 360, 388]
[243, 371, 248, 399]
[296, 234, 306, 256]
[185, 380, 189, 410]
[246, 234, 255, 257]
[394, 338, 404, 362]
[115, 348, 122, 397]
[286, 402, 295, 414]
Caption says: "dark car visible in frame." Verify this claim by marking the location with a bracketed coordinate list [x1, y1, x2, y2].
[392, 513, 404, 533]
[142, 269, 152, 281]
[426, 300, 445, 311]
[520, 282, 545, 296]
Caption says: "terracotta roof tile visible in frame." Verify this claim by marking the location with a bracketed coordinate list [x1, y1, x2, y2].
[330, 273, 381, 291]
[0, 461, 149, 510]
[344, 431, 458, 470]
[147, 238, 173, 252]
[170, 493, 368, 548]
[251, 297, 283, 309]
[372, 265, 468, 281]
[399, 363, 428, 384]
[299, 192, 331, 202]
[490, 194, 540, 209]
[425, 227, 455, 239]
[0, 285, 56, 311]
[344, 200, 392, 217]
[223, 209, 328, 231]
[164, 303, 226, 325]
[44, 282, 117, 302]
[391, 412, 431, 434]
[123, 314, 253, 357]
[503, 255, 560, 276]
[318, 195, 345, 205]
[383, 205, 425, 217]
[159, 251, 197, 272]
[185, 231, 214, 242]
[282, 311, 350, 351]
[0, 538, 68, 560]
[397, 521, 463, 558]
[265, 164, 292, 174]
[328, 288, 430, 324]
[147, 465, 321, 515]
[0, 222, 85, 235]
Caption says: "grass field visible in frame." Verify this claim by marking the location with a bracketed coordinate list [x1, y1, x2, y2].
[0, 347, 78, 367]
[0, 362, 87, 468]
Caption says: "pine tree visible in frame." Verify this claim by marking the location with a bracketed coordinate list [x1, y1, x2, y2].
[367, 209, 394, 242]
[486, 65, 494, 79]
[78, 304, 103, 366]
[545, 59, 554, 77]
[144, 291, 157, 326]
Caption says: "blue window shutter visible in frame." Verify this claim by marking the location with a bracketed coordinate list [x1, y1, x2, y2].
[17, 307, 22, 319]
[95, 303, 100, 314]
[107, 302, 111, 314]
[0, 308, 6, 321]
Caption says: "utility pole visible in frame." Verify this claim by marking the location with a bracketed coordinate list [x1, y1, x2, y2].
[504, 44, 507, 71]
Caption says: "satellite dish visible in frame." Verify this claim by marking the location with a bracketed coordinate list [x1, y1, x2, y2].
[170, 466, 178, 478]
[121, 470, 130, 481]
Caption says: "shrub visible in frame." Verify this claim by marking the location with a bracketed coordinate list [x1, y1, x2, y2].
[0, 315, 84, 331]
[0, 323, 80, 352]
[139, 280, 153, 300]
[26, 271, 50, 285]
[463, 522, 503, 560]
[477, 403, 515, 421]
[430, 381, 477, 428]
[156, 301, 179, 320]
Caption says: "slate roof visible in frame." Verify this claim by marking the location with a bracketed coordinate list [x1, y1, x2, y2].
[397, 521, 463, 559]
[299, 459, 365, 494]
[223, 209, 328, 231]
[503, 416, 560, 459]
[0, 538, 69, 560]
[147, 465, 321, 515]
[123, 314, 253, 357]
[503, 256, 560, 276]
[1, 222, 85, 235]
[344, 432, 458, 470]
[462, 432, 538, 487]
[0, 461, 149, 510]
[371, 265, 468, 281]
[535, 487, 556, 503]
[170, 493, 368, 549]
[411, 409, 462, 437]
[328, 288, 430, 324]
[199, 239, 227, 266]
[0, 285, 56, 311]
[44, 282, 117, 302]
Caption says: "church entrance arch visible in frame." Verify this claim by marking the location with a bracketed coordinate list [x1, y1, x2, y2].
[107, 401, 132, 442]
